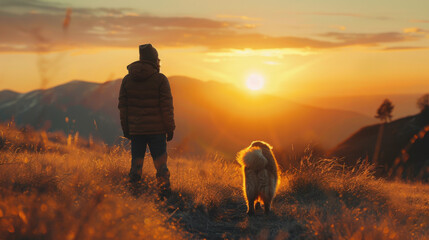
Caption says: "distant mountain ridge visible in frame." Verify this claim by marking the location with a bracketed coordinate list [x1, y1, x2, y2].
[299, 93, 423, 118]
[0, 76, 374, 157]
[0, 80, 121, 144]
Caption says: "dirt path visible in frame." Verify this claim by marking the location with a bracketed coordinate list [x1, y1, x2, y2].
[156, 190, 307, 240]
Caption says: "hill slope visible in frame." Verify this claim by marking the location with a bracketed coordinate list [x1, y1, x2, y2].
[329, 111, 429, 181]
[0, 76, 373, 157]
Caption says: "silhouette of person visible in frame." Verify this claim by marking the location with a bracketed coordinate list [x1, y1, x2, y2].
[118, 44, 175, 199]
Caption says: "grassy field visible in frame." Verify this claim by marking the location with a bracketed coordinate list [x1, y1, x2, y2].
[0, 124, 428, 239]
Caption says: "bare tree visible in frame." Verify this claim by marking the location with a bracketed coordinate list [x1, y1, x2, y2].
[375, 99, 394, 123]
[417, 94, 429, 112]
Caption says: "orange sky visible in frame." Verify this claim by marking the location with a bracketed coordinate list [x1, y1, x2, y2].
[0, 0, 429, 99]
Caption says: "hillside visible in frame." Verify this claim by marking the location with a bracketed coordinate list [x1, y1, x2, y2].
[0, 76, 373, 159]
[1, 124, 428, 239]
[329, 110, 429, 181]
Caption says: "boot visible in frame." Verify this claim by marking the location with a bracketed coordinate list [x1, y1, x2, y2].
[154, 153, 171, 200]
[156, 165, 171, 200]
[129, 157, 144, 183]
[128, 157, 144, 197]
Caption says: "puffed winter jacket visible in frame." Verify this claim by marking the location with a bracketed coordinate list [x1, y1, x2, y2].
[118, 61, 175, 136]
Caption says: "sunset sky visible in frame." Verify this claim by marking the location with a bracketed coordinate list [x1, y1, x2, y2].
[1, 0, 429, 99]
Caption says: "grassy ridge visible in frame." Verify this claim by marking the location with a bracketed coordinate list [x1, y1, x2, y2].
[0, 124, 428, 239]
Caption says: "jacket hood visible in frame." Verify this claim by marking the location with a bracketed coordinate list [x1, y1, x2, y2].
[127, 61, 158, 80]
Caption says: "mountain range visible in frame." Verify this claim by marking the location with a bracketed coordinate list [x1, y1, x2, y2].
[0, 76, 374, 158]
[298, 93, 424, 119]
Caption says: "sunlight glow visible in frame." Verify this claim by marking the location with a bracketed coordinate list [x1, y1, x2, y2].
[246, 73, 265, 91]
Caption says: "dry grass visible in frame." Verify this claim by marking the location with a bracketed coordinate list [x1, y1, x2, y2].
[0, 124, 428, 239]
[0, 124, 186, 240]
[279, 151, 429, 239]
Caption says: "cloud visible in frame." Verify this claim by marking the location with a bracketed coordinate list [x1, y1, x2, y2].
[207, 48, 315, 58]
[320, 32, 419, 46]
[284, 11, 390, 21]
[0, 0, 66, 13]
[216, 15, 262, 21]
[410, 19, 429, 24]
[330, 25, 347, 31]
[0, 9, 330, 52]
[382, 46, 429, 51]
[0, 2, 425, 53]
[403, 27, 429, 34]
[0, 0, 132, 16]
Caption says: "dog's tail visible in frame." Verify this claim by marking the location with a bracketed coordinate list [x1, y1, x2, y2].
[237, 147, 268, 170]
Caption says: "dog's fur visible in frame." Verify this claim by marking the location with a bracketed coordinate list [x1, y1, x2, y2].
[237, 141, 279, 215]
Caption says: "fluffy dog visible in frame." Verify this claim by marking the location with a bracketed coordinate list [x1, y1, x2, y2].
[237, 141, 279, 215]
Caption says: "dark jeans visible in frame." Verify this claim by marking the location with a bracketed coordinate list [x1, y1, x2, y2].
[129, 134, 170, 193]
[131, 134, 167, 160]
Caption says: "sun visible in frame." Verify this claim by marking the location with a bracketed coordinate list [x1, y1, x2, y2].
[246, 73, 265, 91]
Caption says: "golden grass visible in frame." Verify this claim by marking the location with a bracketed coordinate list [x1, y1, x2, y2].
[0, 124, 187, 239]
[1, 124, 428, 239]
[281, 154, 429, 239]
